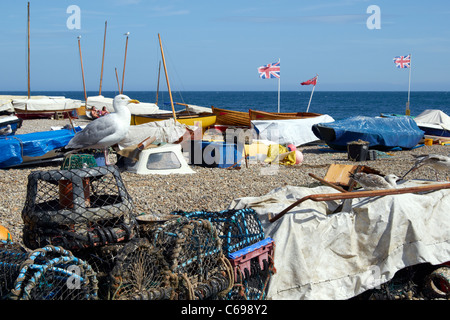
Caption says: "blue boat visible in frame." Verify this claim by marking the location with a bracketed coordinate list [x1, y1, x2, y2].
[0, 127, 82, 168]
[312, 116, 424, 151]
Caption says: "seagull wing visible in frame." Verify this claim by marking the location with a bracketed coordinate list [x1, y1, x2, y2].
[67, 114, 123, 149]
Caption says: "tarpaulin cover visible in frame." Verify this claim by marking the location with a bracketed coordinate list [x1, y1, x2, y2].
[251, 115, 335, 146]
[312, 116, 425, 151]
[0, 128, 81, 168]
[228, 181, 450, 300]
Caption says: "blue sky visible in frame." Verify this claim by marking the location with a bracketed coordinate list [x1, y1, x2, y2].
[0, 0, 449, 92]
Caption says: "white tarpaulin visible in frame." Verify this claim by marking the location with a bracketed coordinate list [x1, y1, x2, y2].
[86, 95, 167, 115]
[251, 114, 335, 146]
[118, 119, 194, 149]
[228, 180, 450, 300]
[414, 109, 450, 131]
[12, 96, 81, 111]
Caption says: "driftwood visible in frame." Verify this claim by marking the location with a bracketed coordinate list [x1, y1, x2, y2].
[269, 182, 450, 223]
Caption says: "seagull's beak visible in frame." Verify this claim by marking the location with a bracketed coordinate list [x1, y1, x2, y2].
[128, 99, 139, 104]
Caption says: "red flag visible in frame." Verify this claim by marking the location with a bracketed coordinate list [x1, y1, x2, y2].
[301, 76, 317, 86]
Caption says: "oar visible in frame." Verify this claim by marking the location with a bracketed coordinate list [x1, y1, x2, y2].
[269, 182, 450, 223]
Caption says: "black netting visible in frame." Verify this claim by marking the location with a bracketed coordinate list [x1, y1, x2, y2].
[172, 208, 265, 255]
[21, 165, 137, 251]
[0, 243, 98, 300]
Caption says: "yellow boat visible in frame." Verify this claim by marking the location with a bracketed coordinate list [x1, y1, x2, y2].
[131, 110, 217, 128]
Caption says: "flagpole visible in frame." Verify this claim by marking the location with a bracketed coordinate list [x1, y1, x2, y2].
[406, 53, 412, 116]
[306, 74, 318, 113]
[277, 58, 280, 113]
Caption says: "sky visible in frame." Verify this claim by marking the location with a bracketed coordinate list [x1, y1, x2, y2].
[0, 0, 449, 92]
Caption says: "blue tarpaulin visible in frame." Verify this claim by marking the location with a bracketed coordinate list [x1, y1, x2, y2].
[312, 116, 425, 151]
[0, 127, 82, 168]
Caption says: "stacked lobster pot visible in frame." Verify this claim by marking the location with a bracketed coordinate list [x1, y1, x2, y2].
[17, 156, 139, 300]
[117, 215, 234, 300]
[173, 208, 276, 300]
[0, 242, 98, 300]
[21, 164, 137, 251]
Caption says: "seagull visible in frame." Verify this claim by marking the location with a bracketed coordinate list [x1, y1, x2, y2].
[349, 172, 400, 190]
[124, 32, 130, 36]
[65, 94, 139, 162]
[402, 154, 450, 181]
[0, 125, 12, 136]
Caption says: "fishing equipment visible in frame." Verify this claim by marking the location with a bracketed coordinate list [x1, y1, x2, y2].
[21, 165, 138, 251]
[0, 243, 97, 300]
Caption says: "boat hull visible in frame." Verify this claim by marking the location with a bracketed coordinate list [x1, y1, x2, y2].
[312, 116, 425, 151]
[131, 112, 216, 128]
[211, 106, 250, 127]
[249, 109, 322, 121]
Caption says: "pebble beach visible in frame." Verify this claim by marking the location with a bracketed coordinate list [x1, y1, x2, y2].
[1, 117, 449, 247]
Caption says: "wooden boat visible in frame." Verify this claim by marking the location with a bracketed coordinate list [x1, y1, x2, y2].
[211, 106, 250, 127]
[211, 106, 323, 127]
[249, 109, 322, 121]
[131, 110, 216, 128]
[12, 96, 81, 120]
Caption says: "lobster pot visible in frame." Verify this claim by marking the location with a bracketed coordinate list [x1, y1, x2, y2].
[173, 208, 265, 255]
[21, 165, 137, 251]
[150, 217, 234, 300]
[227, 238, 276, 300]
[0, 244, 98, 300]
[108, 238, 174, 300]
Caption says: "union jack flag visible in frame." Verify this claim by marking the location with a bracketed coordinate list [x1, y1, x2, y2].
[258, 61, 280, 79]
[393, 55, 411, 68]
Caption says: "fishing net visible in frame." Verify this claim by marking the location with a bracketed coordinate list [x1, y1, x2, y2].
[21, 165, 138, 252]
[0, 243, 98, 300]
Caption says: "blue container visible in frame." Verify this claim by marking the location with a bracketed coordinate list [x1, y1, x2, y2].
[189, 140, 244, 168]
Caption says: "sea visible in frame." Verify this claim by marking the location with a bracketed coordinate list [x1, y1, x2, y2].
[3, 90, 450, 120]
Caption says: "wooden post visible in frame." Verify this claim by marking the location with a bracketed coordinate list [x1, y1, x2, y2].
[99, 21, 107, 96]
[78, 36, 88, 107]
[121, 33, 129, 94]
[158, 33, 177, 122]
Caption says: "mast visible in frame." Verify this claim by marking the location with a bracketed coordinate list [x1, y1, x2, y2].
[77, 36, 88, 106]
[158, 33, 177, 122]
[115, 68, 121, 93]
[99, 21, 107, 96]
[121, 32, 129, 94]
[27, 2, 31, 99]
[155, 61, 161, 106]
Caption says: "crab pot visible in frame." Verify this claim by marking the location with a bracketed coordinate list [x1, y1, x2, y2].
[173, 208, 265, 255]
[0, 244, 98, 300]
[22, 165, 137, 251]
[149, 217, 234, 300]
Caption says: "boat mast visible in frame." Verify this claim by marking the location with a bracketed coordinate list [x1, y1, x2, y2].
[27, 2, 31, 99]
[158, 33, 177, 122]
[155, 61, 161, 106]
[115, 68, 121, 93]
[121, 32, 129, 94]
[99, 21, 107, 96]
[77, 36, 88, 106]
